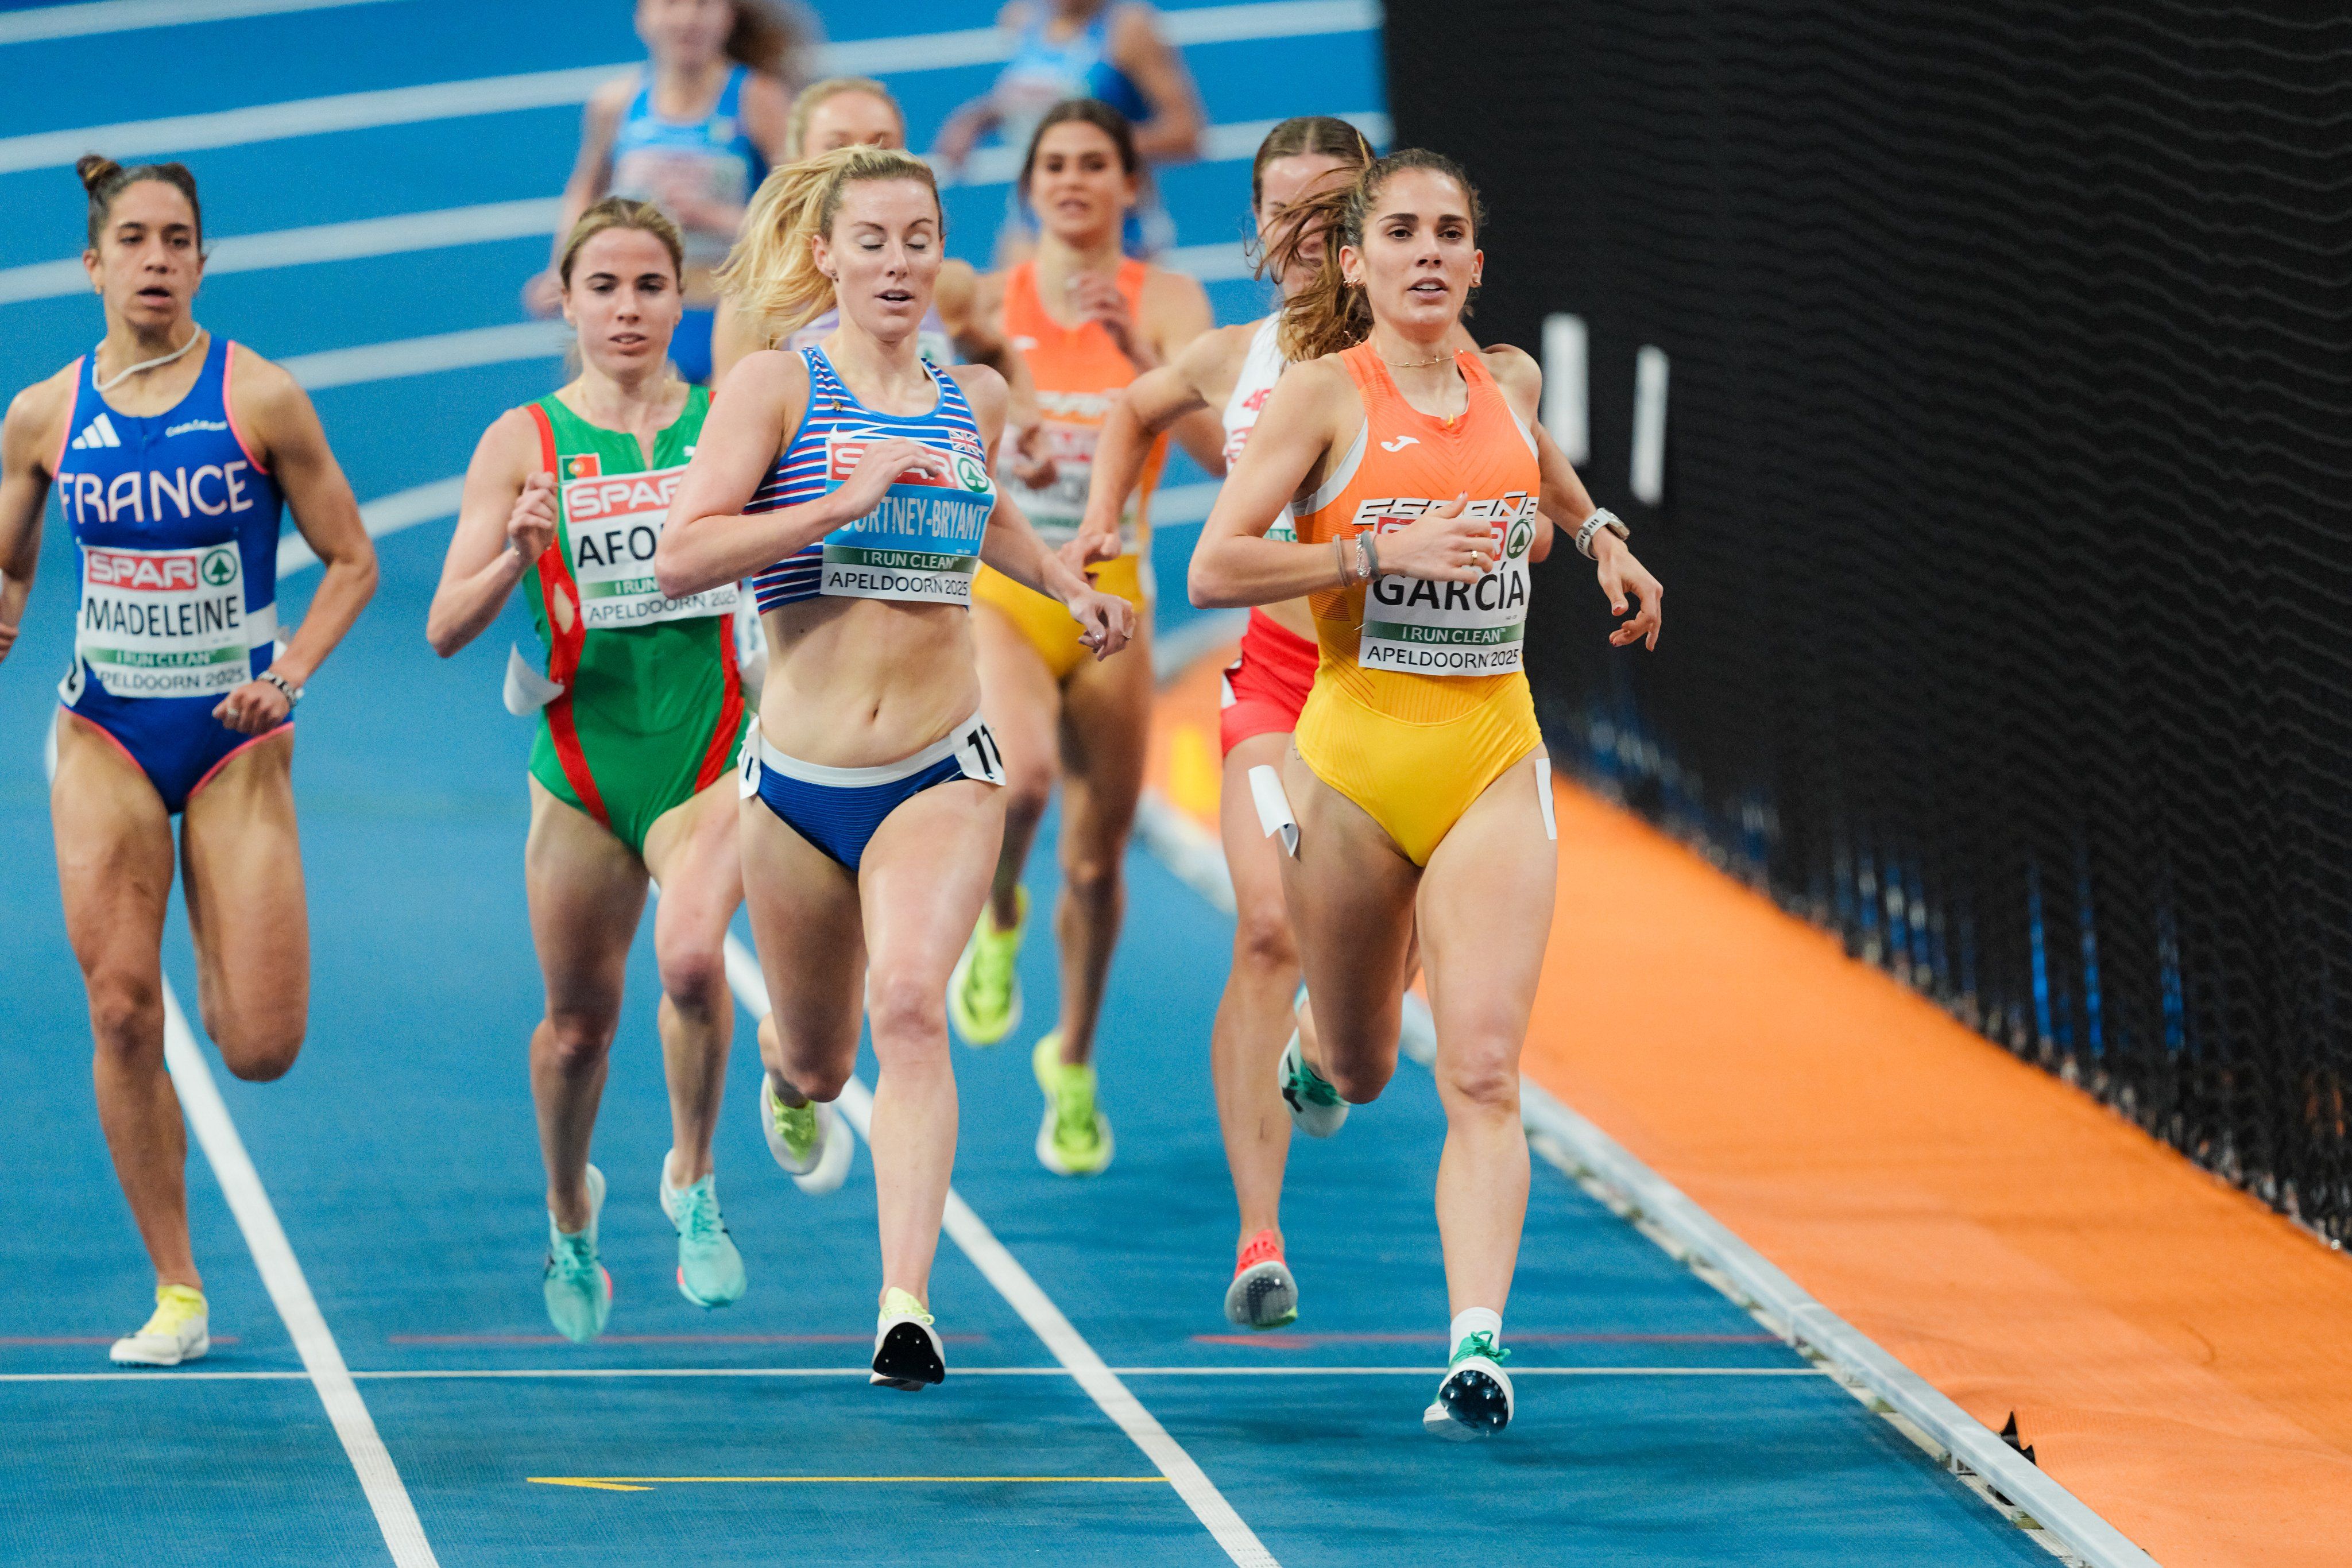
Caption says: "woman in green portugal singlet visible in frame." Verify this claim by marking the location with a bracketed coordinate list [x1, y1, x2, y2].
[428, 199, 784, 1343]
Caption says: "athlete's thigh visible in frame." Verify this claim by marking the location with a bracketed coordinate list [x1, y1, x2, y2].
[858, 778, 1007, 1002]
[1279, 748, 1419, 1052]
[51, 715, 175, 1008]
[525, 778, 649, 1022]
[1055, 618, 1152, 849]
[178, 733, 306, 1043]
[643, 775, 745, 969]
[738, 793, 865, 1067]
[1415, 752, 1558, 1063]
[1221, 731, 1297, 952]
[971, 602, 1062, 794]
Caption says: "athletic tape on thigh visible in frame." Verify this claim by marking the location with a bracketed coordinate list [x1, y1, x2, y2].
[1248, 763, 1300, 856]
[1535, 757, 1557, 841]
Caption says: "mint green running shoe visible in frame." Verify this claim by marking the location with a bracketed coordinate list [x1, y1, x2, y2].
[659, 1160, 746, 1308]
[1032, 1032, 1113, 1176]
[1278, 1032, 1348, 1138]
[948, 888, 1026, 1047]
[543, 1164, 612, 1344]
[1424, 1331, 1514, 1441]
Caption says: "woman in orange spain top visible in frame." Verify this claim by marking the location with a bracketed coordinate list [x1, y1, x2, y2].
[1190, 149, 1663, 1441]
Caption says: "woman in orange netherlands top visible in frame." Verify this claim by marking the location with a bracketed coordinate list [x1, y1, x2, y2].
[951, 99, 1220, 1179]
[1192, 150, 1664, 1443]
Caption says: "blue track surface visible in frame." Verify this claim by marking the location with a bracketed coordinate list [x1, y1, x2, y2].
[1, 3, 2048, 1563]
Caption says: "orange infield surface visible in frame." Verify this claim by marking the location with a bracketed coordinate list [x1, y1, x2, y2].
[1150, 643, 2352, 1568]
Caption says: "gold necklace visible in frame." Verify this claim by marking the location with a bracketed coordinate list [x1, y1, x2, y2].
[1379, 347, 1453, 370]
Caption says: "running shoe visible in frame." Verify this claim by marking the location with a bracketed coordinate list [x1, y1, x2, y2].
[109, 1284, 208, 1366]
[760, 1075, 853, 1195]
[543, 1164, 612, 1344]
[1278, 1031, 1348, 1138]
[948, 888, 1027, 1046]
[659, 1159, 746, 1308]
[871, 1286, 946, 1391]
[1423, 1330, 1514, 1441]
[1223, 1230, 1299, 1330]
[1032, 1032, 1113, 1176]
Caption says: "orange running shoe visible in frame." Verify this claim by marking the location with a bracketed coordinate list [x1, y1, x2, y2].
[1223, 1229, 1299, 1329]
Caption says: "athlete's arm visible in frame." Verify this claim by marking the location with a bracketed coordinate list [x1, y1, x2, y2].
[0, 374, 68, 664]
[1071, 324, 1235, 564]
[658, 351, 947, 598]
[1190, 359, 1492, 608]
[939, 262, 1052, 486]
[740, 72, 794, 167]
[1108, 3, 1206, 164]
[427, 409, 550, 657]
[529, 83, 628, 316]
[1143, 270, 1227, 472]
[931, 7, 1019, 172]
[233, 349, 380, 729]
[1485, 344, 1662, 651]
[960, 365, 1134, 660]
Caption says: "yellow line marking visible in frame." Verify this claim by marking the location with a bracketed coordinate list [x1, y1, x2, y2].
[529, 1476, 1170, 1491]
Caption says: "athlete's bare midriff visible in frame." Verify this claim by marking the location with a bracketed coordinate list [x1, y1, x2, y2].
[757, 596, 981, 768]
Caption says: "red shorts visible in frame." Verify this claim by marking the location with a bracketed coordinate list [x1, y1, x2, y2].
[1219, 609, 1320, 757]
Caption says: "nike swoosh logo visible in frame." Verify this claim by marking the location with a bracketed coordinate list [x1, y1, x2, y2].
[1380, 436, 1419, 451]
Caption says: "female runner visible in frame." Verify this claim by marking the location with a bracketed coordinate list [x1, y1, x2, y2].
[526, 0, 803, 383]
[657, 146, 1131, 1389]
[1191, 150, 1663, 1439]
[1086, 126, 1631, 1329]
[949, 99, 1220, 1178]
[0, 157, 378, 1365]
[429, 199, 768, 1343]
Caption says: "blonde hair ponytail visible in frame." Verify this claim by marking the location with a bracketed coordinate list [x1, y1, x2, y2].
[716, 145, 941, 344]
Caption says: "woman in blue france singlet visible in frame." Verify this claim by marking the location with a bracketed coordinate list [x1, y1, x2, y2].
[0, 157, 378, 1368]
[528, 0, 808, 382]
[657, 146, 1132, 1393]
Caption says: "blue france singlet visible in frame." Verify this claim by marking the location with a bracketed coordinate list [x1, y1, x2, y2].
[748, 349, 996, 612]
[52, 334, 287, 811]
[610, 65, 766, 271]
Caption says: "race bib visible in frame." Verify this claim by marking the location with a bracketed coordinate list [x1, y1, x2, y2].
[1000, 422, 1142, 552]
[74, 543, 268, 699]
[562, 464, 737, 629]
[1356, 493, 1538, 677]
[953, 721, 1008, 786]
[819, 430, 992, 606]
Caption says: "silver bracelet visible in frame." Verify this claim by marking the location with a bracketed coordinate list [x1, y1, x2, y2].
[1356, 532, 1380, 582]
[258, 668, 303, 708]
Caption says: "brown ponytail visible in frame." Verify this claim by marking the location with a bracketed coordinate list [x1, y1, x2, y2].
[1275, 148, 1485, 362]
[78, 154, 203, 250]
[724, 0, 817, 88]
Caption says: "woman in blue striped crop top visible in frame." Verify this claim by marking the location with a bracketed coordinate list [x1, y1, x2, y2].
[659, 145, 1134, 1392]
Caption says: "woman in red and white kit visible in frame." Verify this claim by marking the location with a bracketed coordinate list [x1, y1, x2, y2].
[1081, 118, 1628, 1330]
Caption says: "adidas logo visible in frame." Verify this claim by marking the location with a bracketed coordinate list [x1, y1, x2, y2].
[69, 412, 122, 451]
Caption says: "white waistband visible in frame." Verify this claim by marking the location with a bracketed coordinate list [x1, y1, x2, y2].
[757, 712, 981, 788]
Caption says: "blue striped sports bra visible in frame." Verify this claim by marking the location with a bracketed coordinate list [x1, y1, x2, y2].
[749, 348, 997, 613]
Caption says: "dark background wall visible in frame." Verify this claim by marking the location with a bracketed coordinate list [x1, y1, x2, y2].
[1383, 1, 2352, 1241]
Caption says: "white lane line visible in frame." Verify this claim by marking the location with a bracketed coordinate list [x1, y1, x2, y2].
[160, 982, 439, 1567]
[718, 935, 1278, 1568]
[277, 474, 466, 575]
[0, 3, 1384, 173]
[0, 0, 394, 45]
[278, 320, 573, 392]
[0, 199, 562, 307]
[1129, 780, 2157, 1568]
[0, 1365, 1828, 1384]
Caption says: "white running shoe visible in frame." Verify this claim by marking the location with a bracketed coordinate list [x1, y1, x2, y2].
[871, 1286, 946, 1391]
[110, 1285, 208, 1366]
[1423, 1332, 1514, 1441]
[1278, 1032, 1349, 1138]
[760, 1075, 853, 1194]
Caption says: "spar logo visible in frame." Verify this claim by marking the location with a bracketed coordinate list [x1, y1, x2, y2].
[566, 471, 680, 521]
[87, 549, 231, 592]
[954, 453, 991, 493]
[1505, 518, 1535, 560]
[827, 431, 956, 489]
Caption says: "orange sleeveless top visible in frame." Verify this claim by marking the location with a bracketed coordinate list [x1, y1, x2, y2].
[997, 258, 1166, 552]
[1293, 343, 1543, 726]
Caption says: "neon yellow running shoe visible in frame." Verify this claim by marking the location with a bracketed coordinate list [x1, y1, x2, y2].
[109, 1284, 208, 1366]
[871, 1286, 945, 1391]
[948, 888, 1027, 1047]
[1032, 1032, 1113, 1176]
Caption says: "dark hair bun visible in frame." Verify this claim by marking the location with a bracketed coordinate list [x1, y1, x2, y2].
[76, 154, 122, 193]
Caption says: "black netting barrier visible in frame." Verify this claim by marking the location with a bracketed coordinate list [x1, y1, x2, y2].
[1383, 2, 2352, 1242]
